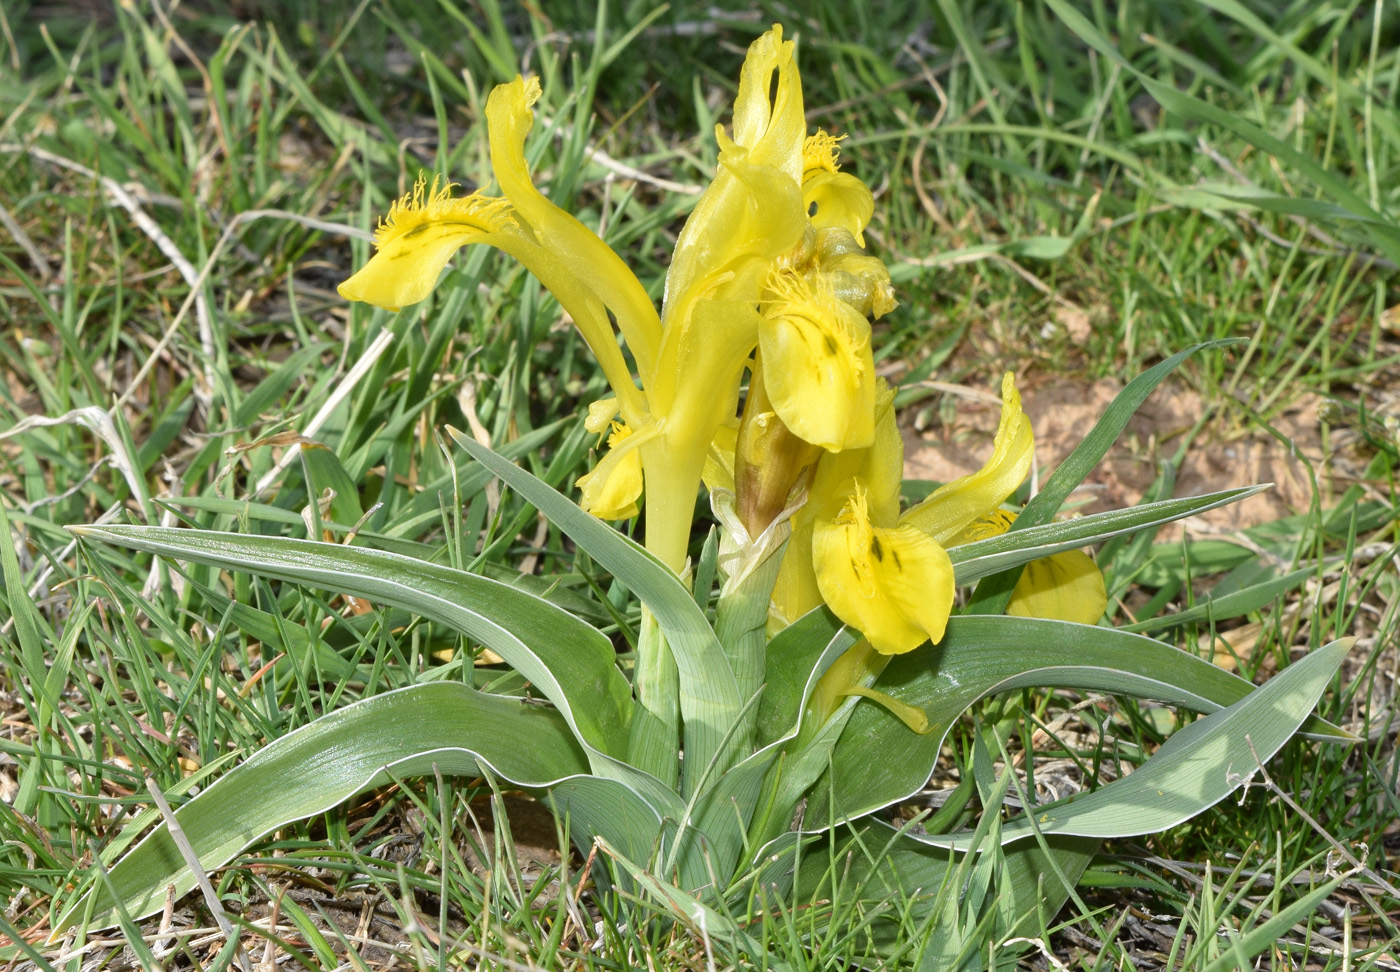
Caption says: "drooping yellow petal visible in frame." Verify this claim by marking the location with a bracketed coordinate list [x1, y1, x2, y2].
[339, 175, 647, 422]
[485, 76, 662, 381]
[813, 485, 955, 655]
[337, 176, 517, 311]
[900, 372, 1034, 545]
[1007, 550, 1108, 625]
[576, 422, 648, 520]
[759, 270, 875, 452]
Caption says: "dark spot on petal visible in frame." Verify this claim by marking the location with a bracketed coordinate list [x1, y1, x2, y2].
[402, 224, 431, 239]
[808, 201, 818, 217]
[870, 536, 883, 562]
[824, 335, 838, 355]
[891, 548, 902, 571]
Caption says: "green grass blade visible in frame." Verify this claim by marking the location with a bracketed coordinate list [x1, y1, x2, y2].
[1121, 566, 1315, 633]
[949, 485, 1270, 584]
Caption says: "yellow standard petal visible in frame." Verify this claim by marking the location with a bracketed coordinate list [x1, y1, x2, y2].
[1007, 550, 1108, 625]
[759, 269, 875, 452]
[338, 175, 516, 311]
[576, 422, 647, 520]
[900, 372, 1034, 545]
[813, 484, 955, 655]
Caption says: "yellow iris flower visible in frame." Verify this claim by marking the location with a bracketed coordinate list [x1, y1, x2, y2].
[776, 373, 1105, 654]
[339, 26, 895, 577]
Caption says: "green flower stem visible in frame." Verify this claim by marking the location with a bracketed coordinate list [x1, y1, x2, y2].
[628, 608, 680, 790]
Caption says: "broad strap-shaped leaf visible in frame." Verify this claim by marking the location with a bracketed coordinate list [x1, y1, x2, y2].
[920, 638, 1351, 848]
[67, 524, 676, 810]
[59, 683, 590, 930]
[447, 428, 745, 791]
[948, 486, 1269, 585]
[967, 340, 1240, 614]
[807, 617, 1353, 826]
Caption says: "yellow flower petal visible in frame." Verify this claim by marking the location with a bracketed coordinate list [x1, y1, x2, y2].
[759, 271, 875, 452]
[900, 372, 1033, 545]
[337, 176, 516, 311]
[576, 422, 647, 520]
[732, 25, 805, 181]
[804, 170, 875, 245]
[1007, 550, 1108, 626]
[813, 485, 955, 655]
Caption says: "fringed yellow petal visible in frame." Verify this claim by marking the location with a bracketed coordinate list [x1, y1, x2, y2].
[802, 131, 844, 176]
[338, 175, 516, 311]
[485, 76, 661, 380]
[576, 422, 646, 520]
[813, 485, 955, 655]
[759, 270, 875, 452]
[900, 372, 1034, 545]
[1007, 550, 1108, 626]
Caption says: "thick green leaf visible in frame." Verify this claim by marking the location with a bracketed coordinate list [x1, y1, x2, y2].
[807, 618, 1352, 826]
[60, 683, 590, 930]
[546, 777, 674, 884]
[968, 341, 1239, 614]
[67, 525, 656, 796]
[921, 639, 1351, 848]
[949, 486, 1268, 584]
[447, 429, 744, 791]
